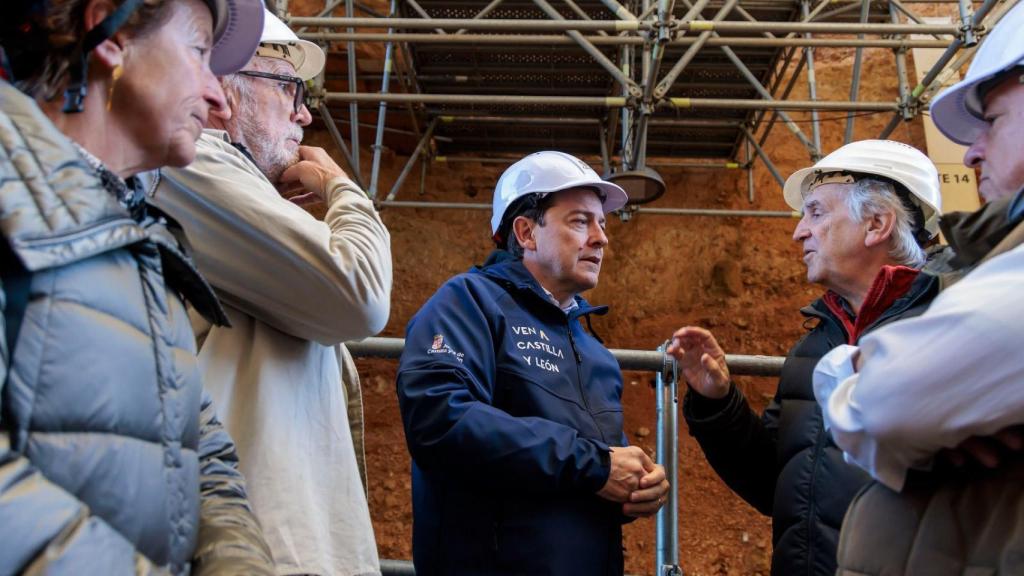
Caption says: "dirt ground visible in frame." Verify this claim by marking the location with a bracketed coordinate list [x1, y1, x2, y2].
[288, 0, 958, 572]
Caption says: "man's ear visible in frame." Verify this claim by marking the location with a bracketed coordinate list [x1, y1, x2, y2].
[83, 0, 126, 72]
[512, 216, 538, 252]
[864, 210, 896, 248]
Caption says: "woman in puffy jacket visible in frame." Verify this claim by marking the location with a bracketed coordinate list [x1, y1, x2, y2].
[0, 1, 274, 573]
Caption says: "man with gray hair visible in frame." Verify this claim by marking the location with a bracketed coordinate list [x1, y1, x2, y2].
[148, 8, 391, 576]
[666, 140, 942, 576]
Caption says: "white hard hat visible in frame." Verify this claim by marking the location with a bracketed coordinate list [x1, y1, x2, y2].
[255, 9, 325, 80]
[930, 1, 1024, 145]
[491, 151, 629, 238]
[783, 140, 942, 239]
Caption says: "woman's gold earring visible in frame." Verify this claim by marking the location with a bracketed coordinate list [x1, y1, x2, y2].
[107, 65, 123, 111]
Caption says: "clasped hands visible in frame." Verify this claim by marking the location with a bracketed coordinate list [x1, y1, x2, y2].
[597, 446, 671, 518]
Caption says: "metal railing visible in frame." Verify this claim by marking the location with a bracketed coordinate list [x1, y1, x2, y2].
[349, 336, 785, 574]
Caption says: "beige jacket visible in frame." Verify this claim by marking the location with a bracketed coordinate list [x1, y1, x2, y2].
[149, 130, 391, 575]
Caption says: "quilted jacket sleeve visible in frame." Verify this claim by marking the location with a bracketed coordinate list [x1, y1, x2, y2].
[190, 392, 275, 576]
[0, 291, 167, 575]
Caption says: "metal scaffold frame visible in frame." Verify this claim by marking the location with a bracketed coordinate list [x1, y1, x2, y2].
[283, 0, 1017, 216]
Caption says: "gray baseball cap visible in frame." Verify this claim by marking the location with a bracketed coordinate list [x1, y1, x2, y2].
[205, 0, 265, 76]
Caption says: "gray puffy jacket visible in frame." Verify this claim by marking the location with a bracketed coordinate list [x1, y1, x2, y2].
[0, 81, 274, 575]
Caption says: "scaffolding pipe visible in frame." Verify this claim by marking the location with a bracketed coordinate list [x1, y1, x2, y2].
[433, 156, 745, 168]
[531, 0, 641, 96]
[654, 0, 737, 98]
[344, 0, 361, 181]
[559, 0, 609, 37]
[385, 118, 438, 201]
[957, 0, 976, 45]
[326, 92, 899, 111]
[598, 0, 638, 21]
[802, 0, 822, 157]
[742, 127, 787, 189]
[655, 343, 681, 575]
[347, 337, 786, 375]
[291, 16, 647, 30]
[455, 0, 506, 34]
[403, 0, 446, 34]
[369, 0, 398, 197]
[289, 17, 957, 34]
[746, 135, 754, 203]
[844, 0, 872, 144]
[889, 0, 954, 40]
[378, 200, 797, 219]
[300, 31, 951, 48]
[718, 45, 818, 156]
[317, 101, 366, 190]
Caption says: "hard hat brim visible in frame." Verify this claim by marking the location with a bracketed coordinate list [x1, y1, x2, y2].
[783, 164, 940, 237]
[209, 0, 265, 76]
[258, 38, 326, 81]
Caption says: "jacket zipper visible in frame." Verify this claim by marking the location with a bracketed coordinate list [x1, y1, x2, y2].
[566, 318, 608, 444]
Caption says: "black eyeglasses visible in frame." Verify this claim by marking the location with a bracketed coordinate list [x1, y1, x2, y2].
[237, 70, 306, 114]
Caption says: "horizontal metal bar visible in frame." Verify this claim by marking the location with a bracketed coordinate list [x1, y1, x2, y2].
[680, 20, 956, 34]
[291, 16, 958, 34]
[431, 156, 746, 169]
[635, 207, 797, 217]
[301, 31, 951, 48]
[289, 16, 646, 31]
[325, 92, 899, 111]
[347, 337, 785, 376]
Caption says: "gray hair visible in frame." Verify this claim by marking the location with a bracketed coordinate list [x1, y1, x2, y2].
[841, 178, 925, 268]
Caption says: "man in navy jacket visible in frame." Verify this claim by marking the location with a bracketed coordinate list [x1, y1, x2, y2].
[397, 151, 670, 575]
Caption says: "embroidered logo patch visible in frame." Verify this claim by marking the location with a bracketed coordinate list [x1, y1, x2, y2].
[427, 334, 465, 363]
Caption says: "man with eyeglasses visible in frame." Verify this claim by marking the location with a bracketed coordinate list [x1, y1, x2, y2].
[148, 8, 391, 576]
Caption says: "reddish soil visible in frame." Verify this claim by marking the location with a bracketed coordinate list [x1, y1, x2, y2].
[290, 0, 957, 572]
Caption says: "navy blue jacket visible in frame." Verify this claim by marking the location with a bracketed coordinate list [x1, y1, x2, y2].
[397, 252, 627, 575]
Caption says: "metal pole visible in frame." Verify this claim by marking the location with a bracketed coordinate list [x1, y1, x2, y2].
[667, 356, 679, 572]
[290, 17, 956, 35]
[327, 91, 899, 111]
[889, 0, 954, 40]
[957, 0, 976, 46]
[344, 0, 361, 181]
[531, 0, 642, 97]
[455, 0, 506, 34]
[599, 126, 611, 174]
[879, 1, 913, 140]
[802, 0, 821, 158]
[598, 0, 638, 20]
[317, 101, 366, 190]
[379, 200, 797, 219]
[403, 0, 447, 35]
[290, 16, 646, 30]
[346, 337, 787, 375]
[559, 0, 609, 36]
[369, 0, 398, 197]
[300, 32, 951, 49]
[620, 44, 633, 168]
[843, 0, 871, 144]
[718, 45, 818, 156]
[385, 118, 438, 201]
[742, 127, 786, 189]
[653, 0, 737, 99]
[655, 343, 668, 573]
[746, 136, 754, 203]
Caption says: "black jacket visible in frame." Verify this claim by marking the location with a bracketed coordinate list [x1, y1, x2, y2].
[683, 272, 939, 576]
